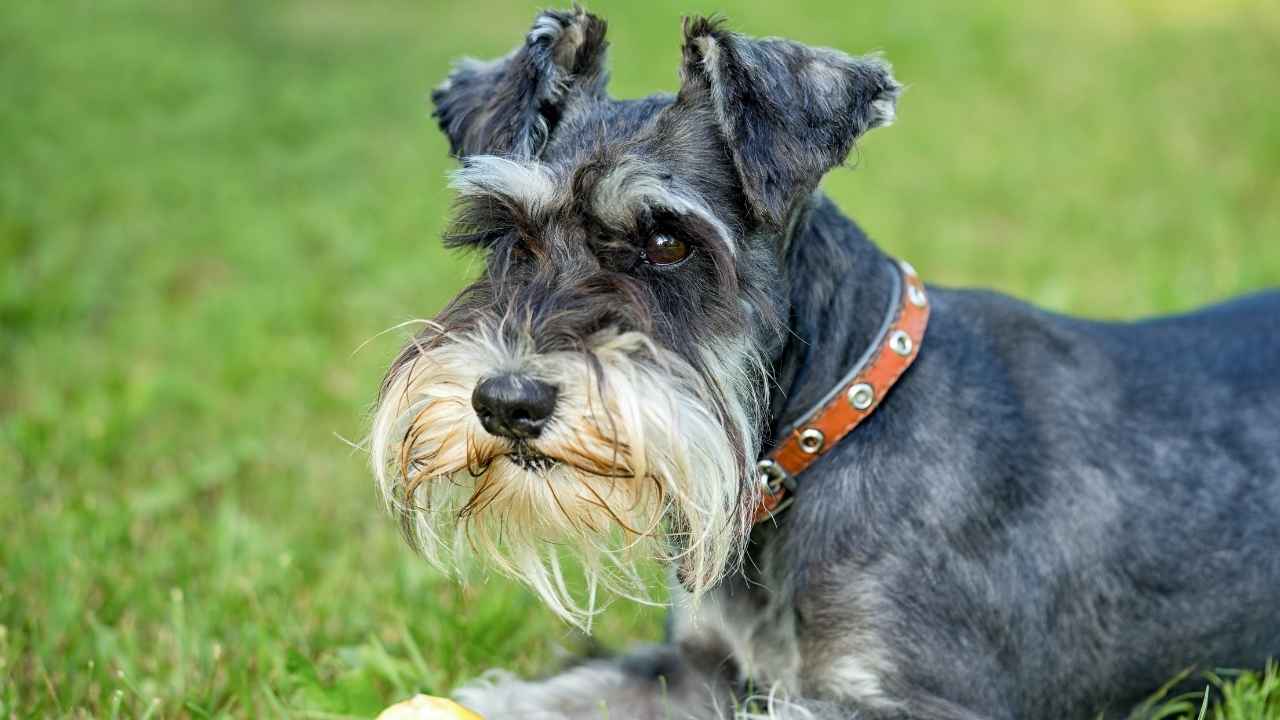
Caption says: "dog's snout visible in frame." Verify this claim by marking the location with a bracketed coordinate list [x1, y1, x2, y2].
[472, 374, 558, 440]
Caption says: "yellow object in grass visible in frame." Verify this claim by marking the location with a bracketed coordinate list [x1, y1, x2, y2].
[375, 694, 484, 720]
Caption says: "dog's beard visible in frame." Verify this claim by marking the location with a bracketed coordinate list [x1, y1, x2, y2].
[371, 325, 764, 628]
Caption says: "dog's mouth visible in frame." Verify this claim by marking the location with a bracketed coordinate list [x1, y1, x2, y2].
[505, 443, 558, 473]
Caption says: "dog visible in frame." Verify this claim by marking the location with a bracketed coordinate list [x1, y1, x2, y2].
[370, 8, 1280, 719]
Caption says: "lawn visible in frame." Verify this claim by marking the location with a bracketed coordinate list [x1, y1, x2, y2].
[2, 0, 1278, 717]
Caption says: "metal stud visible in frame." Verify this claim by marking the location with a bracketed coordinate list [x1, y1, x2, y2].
[798, 428, 825, 454]
[889, 330, 914, 356]
[899, 260, 918, 277]
[757, 459, 786, 495]
[908, 283, 927, 308]
[847, 382, 875, 410]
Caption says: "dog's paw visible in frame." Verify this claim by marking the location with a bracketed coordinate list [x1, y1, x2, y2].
[376, 694, 484, 720]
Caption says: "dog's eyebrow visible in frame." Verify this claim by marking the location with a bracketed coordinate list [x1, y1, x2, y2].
[448, 155, 561, 217]
[590, 159, 736, 255]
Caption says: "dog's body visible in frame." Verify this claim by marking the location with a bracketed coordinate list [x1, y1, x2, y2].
[373, 10, 1280, 719]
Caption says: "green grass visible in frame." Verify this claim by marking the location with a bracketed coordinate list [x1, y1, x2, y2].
[2, 0, 1279, 717]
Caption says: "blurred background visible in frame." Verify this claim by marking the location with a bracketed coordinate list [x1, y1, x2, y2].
[2, 0, 1278, 717]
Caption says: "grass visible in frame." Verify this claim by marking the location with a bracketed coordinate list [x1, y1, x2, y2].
[1, 0, 1278, 717]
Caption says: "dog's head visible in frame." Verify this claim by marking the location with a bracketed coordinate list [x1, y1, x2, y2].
[371, 8, 899, 625]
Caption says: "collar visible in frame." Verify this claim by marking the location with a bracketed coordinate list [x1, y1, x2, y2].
[753, 258, 930, 524]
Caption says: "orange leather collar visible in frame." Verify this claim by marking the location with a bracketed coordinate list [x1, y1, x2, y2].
[753, 259, 930, 524]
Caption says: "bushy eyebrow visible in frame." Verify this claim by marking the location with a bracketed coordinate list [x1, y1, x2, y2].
[449, 155, 560, 212]
[587, 158, 737, 256]
[444, 156, 562, 248]
[443, 154, 737, 261]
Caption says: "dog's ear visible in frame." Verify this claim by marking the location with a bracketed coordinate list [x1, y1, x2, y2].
[678, 18, 900, 228]
[431, 8, 609, 159]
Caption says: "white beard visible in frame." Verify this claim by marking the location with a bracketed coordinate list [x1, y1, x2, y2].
[370, 322, 765, 628]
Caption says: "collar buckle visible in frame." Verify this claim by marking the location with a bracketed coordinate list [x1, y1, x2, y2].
[756, 458, 790, 496]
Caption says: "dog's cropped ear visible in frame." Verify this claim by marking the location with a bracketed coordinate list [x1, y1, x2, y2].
[678, 18, 900, 228]
[431, 8, 609, 159]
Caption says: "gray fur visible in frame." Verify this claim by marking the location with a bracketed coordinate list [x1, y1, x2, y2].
[383, 10, 1280, 719]
[432, 7, 609, 159]
[678, 18, 900, 228]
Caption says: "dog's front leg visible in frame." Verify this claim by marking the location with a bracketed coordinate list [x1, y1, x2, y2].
[429, 644, 733, 720]
[731, 697, 990, 720]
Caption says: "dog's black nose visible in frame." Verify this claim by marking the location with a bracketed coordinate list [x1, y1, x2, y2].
[472, 374, 558, 440]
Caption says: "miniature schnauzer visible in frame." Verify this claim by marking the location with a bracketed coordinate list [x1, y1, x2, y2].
[371, 8, 1280, 719]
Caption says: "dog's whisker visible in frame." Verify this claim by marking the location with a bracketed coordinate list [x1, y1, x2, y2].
[371, 321, 761, 626]
[574, 481, 652, 538]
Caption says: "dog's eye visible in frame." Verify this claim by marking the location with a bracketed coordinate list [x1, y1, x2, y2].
[642, 234, 690, 266]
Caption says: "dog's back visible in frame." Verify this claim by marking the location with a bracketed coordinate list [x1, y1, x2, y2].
[1038, 290, 1280, 711]
[789, 282, 1280, 717]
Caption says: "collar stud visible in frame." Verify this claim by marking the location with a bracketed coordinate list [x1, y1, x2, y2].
[847, 382, 875, 410]
[798, 428, 826, 454]
[889, 330, 914, 356]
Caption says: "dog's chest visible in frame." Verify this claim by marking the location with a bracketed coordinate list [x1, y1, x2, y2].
[675, 580, 805, 693]
[670, 549, 900, 709]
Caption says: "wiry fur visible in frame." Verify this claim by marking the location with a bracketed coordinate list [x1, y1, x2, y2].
[372, 323, 764, 626]
[678, 17, 900, 227]
[375, 11, 799, 626]
[373, 9, 1280, 720]
[432, 6, 609, 159]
